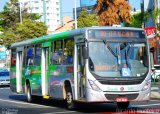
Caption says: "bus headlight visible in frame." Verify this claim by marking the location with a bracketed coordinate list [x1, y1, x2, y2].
[142, 81, 150, 91]
[88, 79, 101, 91]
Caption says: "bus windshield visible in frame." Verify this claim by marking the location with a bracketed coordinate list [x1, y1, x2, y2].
[89, 42, 148, 78]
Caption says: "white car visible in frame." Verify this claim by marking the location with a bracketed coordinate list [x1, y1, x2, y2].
[0, 68, 10, 86]
[151, 65, 160, 81]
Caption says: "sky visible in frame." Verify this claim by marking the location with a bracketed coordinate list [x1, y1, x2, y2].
[0, 0, 9, 11]
[129, 0, 141, 11]
[0, 0, 141, 19]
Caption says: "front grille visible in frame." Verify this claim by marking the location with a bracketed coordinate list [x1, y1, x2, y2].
[105, 93, 139, 101]
[98, 79, 143, 85]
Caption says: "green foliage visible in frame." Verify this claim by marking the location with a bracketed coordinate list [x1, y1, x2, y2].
[126, 8, 160, 28]
[16, 19, 47, 41]
[126, 12, 143, 28]
[0, 0, 47, 46]
[77, 8, 98, 28]
[0, 2, 18, 30]
[0, 28, 18, 46]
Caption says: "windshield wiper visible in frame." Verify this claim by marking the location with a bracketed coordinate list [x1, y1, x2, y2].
[103, 40, 118, 57]
[126, 43, 134, 68]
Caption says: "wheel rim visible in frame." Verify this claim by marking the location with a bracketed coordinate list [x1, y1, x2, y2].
[66, 92, 72, 104]
[27, 87, 31, 102]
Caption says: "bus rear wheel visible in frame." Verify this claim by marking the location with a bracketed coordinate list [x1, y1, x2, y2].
[26, 84, 33, 103]
[117, 102, 130, 109]
[66, 88, 75, 110]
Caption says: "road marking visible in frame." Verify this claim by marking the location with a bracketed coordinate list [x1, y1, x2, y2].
[133, 103, 160, 107]
[43, 111, 76, 114]
[151, 100, 160, 102]
[0, 98, 56, 108]
[0, 87, 9, 89]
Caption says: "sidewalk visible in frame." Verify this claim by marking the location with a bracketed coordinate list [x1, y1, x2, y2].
[150, 82, 160, 99]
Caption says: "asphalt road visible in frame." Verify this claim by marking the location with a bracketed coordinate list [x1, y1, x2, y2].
[0, 86, 160, 114]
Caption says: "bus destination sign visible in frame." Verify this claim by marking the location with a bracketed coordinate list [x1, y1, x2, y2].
[88, 30, 145, 39]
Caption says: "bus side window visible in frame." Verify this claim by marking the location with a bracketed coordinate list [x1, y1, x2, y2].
[35, 45, 41, 66]
[23, 47, 27, 66]
[27, 46, 35, 66]
[64, 39, 74, 64]
[11, 49, 16, 66]
[52, 40, 63, 64]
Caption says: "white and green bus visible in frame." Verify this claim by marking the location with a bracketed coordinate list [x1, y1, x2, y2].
[10, 26, 151, 109]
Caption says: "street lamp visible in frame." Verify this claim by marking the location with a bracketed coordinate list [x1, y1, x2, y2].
[74, 0, 77, 29]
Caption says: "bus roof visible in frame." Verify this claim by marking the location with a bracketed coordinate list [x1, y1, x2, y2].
[10, 26, 144, 48]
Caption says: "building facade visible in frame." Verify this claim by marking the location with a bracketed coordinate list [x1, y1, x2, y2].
[80, 0, 96, 7]
[19, 0, 61, 32]
[73, 0, 97, 19]
[73, 5, 94, 19]
[54, 16, 75, 33]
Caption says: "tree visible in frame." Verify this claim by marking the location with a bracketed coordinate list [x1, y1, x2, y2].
[0, 3, 18, 30]
[0, 0, 41, 30]
[0, 29, 18, 46]
[95, 0, 132, 26]
[15, 19, 47, 41]
[126, 12, 143, 28]
[0, 19, 47, 46]
[77, 8, 98, 28]
[0, 0, 47, 45]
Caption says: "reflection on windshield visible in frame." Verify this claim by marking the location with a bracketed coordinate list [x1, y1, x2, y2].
[89, 42, 148, 78]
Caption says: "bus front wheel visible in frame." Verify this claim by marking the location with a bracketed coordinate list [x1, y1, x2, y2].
[117, 102, 130, 109]
[66, 88, 75, 110]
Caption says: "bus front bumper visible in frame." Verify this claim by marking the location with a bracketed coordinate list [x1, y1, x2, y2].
[85, 88, 150, 102]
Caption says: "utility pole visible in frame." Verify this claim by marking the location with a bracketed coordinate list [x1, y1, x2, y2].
[43, 0, 46, 25]
[141, 0, 144, 28]
[74, 0, 77, 29]
[154, 0, 159, 64]
[19, 0, 22, 24]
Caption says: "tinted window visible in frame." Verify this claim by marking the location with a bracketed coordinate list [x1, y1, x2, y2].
[27, 46, 34, 66]
[64, 39, 74, 64]
[11, 49, 16, 67]
[35, 45, 41, 66]
[51, 40, 63, 64]
[51, 38, 74, 65]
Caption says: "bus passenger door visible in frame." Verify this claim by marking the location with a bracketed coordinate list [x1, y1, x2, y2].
[16, 51, 23, 93]
[77, 44, 86, 99]
[42, 47, 49, 96]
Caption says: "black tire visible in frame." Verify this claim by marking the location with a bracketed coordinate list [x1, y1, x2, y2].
[26, 84, 33, 103]
[117, 102, 130, 109]
[66, 88, 76, 110]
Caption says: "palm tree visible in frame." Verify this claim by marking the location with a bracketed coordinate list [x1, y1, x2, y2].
[95, 0, 132, 26]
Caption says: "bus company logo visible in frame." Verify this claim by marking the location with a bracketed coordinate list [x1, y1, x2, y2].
[120, 87, 124, 91]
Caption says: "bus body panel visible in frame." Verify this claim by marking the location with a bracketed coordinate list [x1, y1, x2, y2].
[24, 66, 42, 95]
[10, 67, 17, 92]
[49, 65, 74, 99]
[9, 27, 150, 108]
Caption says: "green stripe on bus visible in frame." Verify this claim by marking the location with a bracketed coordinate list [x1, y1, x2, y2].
[33, 31, 70, 44]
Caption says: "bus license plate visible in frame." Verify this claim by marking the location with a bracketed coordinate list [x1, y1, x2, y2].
[116, 97, 128, 102]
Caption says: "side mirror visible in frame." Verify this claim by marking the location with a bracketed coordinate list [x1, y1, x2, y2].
[83, 47, 88, 59]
